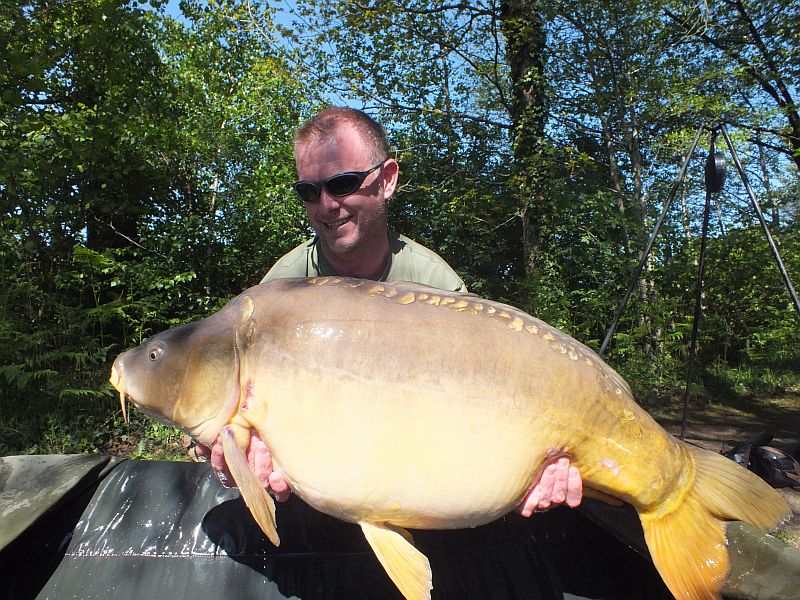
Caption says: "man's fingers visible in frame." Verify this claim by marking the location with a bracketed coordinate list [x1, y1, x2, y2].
[536, 462, 557, 510]
[550, 457, 570, 505]
[269, 472, 291, 502]
[250, 433, 272, 488]
[207, 429, 288, 498]
[249, 430, 291, 501]
[210, 438, 236, 488]
[516, 457, 584, 518]
[566, 465, 583, 507]
[192, 442, 211, 462]
[210, 438, 225, 472]
[516, 486, 541, 518]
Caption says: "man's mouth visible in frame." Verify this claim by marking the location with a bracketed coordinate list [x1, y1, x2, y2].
[324, 216, 351, 229]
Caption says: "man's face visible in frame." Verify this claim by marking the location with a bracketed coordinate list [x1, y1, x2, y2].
[295, 126, 397, 258]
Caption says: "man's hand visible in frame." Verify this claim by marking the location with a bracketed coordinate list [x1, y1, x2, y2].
[516, 457, 583, 517]
[195, 430, 291, 502]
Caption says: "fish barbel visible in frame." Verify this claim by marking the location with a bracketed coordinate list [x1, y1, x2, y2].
[109, 277, 789, 600]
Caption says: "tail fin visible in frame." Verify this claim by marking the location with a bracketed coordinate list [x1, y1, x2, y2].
[640, 443, 790, 600]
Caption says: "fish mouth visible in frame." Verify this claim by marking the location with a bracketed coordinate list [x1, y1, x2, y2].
[109, 363, 169, 429]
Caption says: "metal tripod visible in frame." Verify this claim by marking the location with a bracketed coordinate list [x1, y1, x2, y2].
[597, 122, 800, 439]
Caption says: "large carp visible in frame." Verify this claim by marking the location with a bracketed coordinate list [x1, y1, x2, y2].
[110, 277, 789, 600]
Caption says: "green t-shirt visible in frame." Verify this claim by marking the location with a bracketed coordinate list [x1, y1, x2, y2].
[261, 230, 467, 292]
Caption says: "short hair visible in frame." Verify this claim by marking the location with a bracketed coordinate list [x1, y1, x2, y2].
[295, 107, 390, 163]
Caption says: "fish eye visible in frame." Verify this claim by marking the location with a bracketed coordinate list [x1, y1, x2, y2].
[148, 342, 165, 362]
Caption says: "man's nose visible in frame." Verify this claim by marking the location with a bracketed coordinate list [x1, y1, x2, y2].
[318, 189, 342, 211]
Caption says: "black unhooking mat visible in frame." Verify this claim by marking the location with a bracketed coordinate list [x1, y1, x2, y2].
[1, 457, 798, 599]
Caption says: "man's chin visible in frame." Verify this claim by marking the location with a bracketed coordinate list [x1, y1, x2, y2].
[318, 230, 358, 256]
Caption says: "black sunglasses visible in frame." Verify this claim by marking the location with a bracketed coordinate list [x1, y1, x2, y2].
[293, 160, 386, 203]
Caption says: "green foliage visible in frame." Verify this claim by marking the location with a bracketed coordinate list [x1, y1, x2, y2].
[0, 0, 313, 456]
[666, 0, 800, 170]
[1, 0, 799, 459]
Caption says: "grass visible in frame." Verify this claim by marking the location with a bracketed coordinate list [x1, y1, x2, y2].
[773, 529, 800, 549]
[0, 394, 188, 461]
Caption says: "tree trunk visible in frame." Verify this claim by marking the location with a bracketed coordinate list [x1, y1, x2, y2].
[757, 133, 779, 228]
[600, 112, 632, 256]
[500, 0, 549, 277]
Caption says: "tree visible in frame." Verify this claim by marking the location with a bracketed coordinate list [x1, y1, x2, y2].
[0, 0, 313, 453]
[666, 0, 800, 172]
[498, 0, 549, 273]
[151, 0, 313, 300]
[1, 0, 177, 253]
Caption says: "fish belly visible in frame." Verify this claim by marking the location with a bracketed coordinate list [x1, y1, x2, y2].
[251, 364, 558, 528]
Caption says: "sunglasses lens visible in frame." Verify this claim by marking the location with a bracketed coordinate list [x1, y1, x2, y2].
[325, 173, 361, 197]
[293, 182, 319, 203]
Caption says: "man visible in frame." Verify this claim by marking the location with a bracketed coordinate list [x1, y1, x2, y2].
[262, 107, 466, 293]
[199, 106, 584, 516]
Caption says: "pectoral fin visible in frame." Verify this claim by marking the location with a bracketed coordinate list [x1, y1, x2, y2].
[360, 521, 432, 600]
[220, 426, 280, 546]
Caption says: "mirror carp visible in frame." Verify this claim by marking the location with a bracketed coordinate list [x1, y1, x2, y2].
[110, 277, 790, 600]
